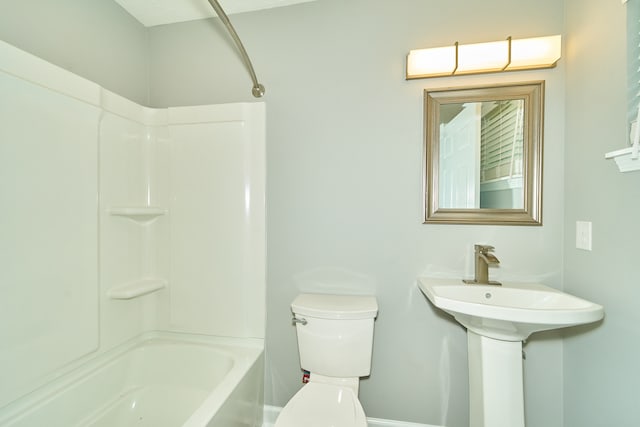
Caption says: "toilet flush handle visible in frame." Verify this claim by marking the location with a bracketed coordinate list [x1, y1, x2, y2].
[292, 316, 308, 326]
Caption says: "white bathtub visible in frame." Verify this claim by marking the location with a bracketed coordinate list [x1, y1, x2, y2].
[0, 332, 264, 427]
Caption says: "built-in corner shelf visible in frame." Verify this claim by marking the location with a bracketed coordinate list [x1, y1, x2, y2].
[108, 206, 167, 223]
[107, 278, 167, 300]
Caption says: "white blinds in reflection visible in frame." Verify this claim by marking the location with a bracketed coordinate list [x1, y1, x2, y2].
[479, 100, 524, 183]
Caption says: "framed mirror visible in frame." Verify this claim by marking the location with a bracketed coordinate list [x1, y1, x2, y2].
[423, 81, 544, 225]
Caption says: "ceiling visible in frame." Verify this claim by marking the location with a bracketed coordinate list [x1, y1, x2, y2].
[114, 0, 316, 27]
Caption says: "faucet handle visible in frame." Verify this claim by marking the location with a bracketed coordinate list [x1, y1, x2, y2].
[474, 244, 495, 253]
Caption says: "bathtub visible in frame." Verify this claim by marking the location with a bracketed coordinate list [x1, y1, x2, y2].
[0, 332, 264, 427]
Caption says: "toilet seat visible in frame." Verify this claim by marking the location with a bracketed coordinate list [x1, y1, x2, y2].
[274, 382, 368, 427]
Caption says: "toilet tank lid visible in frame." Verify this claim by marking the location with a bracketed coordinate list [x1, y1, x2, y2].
[291, 293, 378, 320]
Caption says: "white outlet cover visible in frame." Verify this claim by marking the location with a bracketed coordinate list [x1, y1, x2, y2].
[114, 0, 317, 27]
[576, 221, 592, 251]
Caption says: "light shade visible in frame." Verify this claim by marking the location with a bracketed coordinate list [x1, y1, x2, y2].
[406, 35, 561, 79]
[406, 45, 457, 77]
[507, 35, 562, 70]
[457, 40, 510, 74]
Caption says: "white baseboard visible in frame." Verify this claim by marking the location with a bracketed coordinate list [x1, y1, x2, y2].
[262, 405, 442, 427]
[262, 404, 280, 426]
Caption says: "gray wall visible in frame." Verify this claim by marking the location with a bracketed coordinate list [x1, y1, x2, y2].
[0, 0, 149, 105]
[563, 0, 640, 426]
[147, 1, 566, 425]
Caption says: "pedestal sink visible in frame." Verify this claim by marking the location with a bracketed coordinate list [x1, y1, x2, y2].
[417, 277, 604, 427]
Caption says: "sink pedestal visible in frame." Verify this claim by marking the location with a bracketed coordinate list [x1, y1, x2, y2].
[468, 331, 524, 427]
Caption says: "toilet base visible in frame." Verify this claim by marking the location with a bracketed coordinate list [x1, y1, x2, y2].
[274, 380, 367, 427]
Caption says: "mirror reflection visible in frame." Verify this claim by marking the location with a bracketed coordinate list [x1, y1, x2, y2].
[439, 99, 525, 209]
[424, 81, 544, 225]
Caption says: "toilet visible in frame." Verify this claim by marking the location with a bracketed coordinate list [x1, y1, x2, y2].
[274, 293, 378, 427]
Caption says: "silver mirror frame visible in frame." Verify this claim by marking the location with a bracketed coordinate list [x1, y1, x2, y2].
[423, 81, 544, 225]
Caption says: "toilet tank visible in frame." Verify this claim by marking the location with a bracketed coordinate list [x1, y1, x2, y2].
[291, 293, 378, 378]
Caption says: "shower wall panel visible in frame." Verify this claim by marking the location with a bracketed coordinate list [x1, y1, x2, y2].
[167, 103, 266, 339]
[0, 55, 100, 408]
[98, 103, 170, 349]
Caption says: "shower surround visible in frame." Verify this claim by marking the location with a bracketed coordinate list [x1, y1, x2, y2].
[0, 40, 265, 426]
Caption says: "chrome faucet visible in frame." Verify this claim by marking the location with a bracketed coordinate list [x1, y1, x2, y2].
[463, 244, 502, 286]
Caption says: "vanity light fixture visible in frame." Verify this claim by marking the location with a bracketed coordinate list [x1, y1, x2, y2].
[406, 35, 561, 79]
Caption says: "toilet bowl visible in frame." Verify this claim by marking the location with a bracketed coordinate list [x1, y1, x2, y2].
[274, 381, 367, 427]
[274, 293, 378, 427]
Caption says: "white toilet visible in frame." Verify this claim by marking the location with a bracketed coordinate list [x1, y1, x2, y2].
[274, 293, 378, 427]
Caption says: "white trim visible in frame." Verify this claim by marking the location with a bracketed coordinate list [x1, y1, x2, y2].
[262, 405, 443, 427]
[367, 417, 443, 427]
[262, 405, 280, 426]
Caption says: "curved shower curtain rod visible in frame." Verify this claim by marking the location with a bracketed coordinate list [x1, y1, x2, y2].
[206, 0, 265, 98]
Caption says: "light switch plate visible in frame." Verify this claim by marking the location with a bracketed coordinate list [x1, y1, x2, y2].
[576, 221, 592, 251]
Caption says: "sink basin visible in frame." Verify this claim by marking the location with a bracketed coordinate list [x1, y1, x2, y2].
[418, 277, 604, 340]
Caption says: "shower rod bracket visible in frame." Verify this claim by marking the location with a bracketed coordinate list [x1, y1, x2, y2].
[252, 83, 266, 98]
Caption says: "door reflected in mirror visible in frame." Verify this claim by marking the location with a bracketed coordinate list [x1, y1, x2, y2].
[424, 82, 543, 225]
